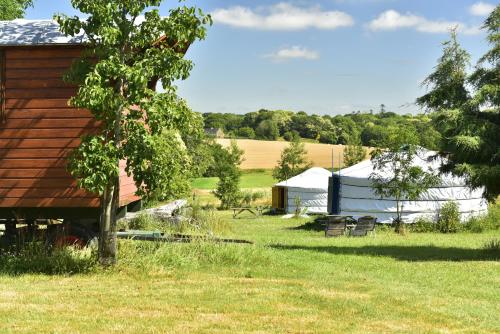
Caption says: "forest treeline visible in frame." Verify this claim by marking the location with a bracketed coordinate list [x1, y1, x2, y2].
[202, 108, 441, 150]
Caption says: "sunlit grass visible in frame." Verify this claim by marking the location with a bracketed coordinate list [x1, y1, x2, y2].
[0, 212, 498, 333]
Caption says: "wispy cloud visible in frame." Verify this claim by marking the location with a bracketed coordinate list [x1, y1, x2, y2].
[469, 2, 496, 16]
[211, 3, 354, 31]
[264, 46, 320, 62]
[367, 10, 481, 35]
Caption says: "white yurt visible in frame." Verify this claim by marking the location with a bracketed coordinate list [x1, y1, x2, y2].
[272, 167, 331, 214]
[329, 149, 488, 223]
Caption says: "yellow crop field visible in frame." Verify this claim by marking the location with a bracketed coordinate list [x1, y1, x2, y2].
[217, 139, 351, 170]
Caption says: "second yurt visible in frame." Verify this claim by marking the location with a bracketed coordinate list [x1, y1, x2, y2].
[272, 167, 331, 214]
[328, 149, 488, 223]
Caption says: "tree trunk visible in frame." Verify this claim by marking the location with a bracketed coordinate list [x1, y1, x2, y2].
[395, 195, 402, 233]
[98, 179, 118, 266]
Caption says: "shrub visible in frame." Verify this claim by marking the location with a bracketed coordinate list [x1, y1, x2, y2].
[483, 239, 500, 256]
[410, 217, 436, 233]
[283, 130, 300, 142]
[437, 201, 461, 233]
[236, 127, 255, 139]
[463, 202, 500, 233]
[211, 140, 244, 209]
[240, 190, 265, 207]
[463, 216, 488, 233]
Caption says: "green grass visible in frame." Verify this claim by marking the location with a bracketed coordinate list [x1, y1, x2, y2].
[192, 170, 276, 190]
[0, 212, 499, 333]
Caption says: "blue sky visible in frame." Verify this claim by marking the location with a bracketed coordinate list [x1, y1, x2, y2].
[25, 0, 496, 115]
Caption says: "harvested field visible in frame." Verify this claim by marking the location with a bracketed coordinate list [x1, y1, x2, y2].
[217, 139, 353, 170]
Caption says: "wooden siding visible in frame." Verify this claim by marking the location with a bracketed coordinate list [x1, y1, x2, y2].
[0, 46, 139, 209]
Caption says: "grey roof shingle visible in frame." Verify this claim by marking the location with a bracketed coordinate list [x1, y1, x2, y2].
[0, 20, 84, 46]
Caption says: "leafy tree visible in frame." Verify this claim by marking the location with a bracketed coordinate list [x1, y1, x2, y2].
[236, 126, 255, 139]
[416, 29, 471, 111]
[273, 139, 312, 182]
[331, 116, 359, 145]
[379, 104, 386, 113]
[283, 130, 300, 142]
[212, 140, 244, 209]
[255, 119, 279, 140]
[370, 144, 439, 233]
[56, 1, 211, 265]
[0, 0, 33, 20]
[419, 7, 500, 199]
[343, 142, 367, 167]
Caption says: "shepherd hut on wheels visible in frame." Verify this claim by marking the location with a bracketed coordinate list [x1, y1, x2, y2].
[0, 20, 141, 247]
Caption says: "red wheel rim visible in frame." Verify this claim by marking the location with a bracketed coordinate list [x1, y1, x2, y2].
[55, 235, 86, 248]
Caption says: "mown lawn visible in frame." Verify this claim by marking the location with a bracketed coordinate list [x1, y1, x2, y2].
[0, 213, 498, 333]
[191, 170, 276, 190]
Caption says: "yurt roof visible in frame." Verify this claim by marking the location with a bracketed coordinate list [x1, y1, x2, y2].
[276, 167, 331, 191]
[339, 148, 467, 187]
[0, 20, 85, 46]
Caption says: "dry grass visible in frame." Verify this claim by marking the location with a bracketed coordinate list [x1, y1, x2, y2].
[217, 139, 354, 170]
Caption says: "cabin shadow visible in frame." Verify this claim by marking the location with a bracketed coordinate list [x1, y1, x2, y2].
[270, 244, 500, 262]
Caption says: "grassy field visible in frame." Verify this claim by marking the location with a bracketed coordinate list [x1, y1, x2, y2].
[216, 139, 358, 170]
[192, 170, 276, 190]
[0, 212, 498, 333]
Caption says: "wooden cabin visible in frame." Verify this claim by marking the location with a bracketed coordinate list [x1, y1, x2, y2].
[0, 20, 139, 221]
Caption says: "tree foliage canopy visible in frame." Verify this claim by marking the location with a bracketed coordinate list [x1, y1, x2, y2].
[273, 139, 312, 182]
[211, 140, 244, 209]
[418, 5, 500, 199]
[416, 29, 471, 111]
[0, 0, 32, 20]
[56, 0, 211, 200]
[56, 0, 210, 264]
[202, 109, 441, 151]
[370, 144, 439, 232]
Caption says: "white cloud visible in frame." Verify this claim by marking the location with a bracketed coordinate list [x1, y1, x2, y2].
[211, 3, 354, 31]
[469, 2, 496, 16]
[264, 46, 320, 61]
[367, 10, 481, 35]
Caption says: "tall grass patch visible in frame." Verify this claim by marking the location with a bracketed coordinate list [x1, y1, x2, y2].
[0, 243, 97, 275]
[117, 239, 271, 272]
[464, 202, 500, 233]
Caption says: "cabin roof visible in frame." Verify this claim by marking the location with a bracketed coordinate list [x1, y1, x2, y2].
[0, 20, 85, 46]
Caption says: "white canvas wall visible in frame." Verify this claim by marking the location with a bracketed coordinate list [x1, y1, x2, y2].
[335, 149, 489, 223]
[275, 167, 331, 214]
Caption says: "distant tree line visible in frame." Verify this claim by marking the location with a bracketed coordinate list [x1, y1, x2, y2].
[202, 108, 441, 151]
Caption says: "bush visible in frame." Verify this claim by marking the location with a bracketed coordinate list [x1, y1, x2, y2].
[483, 239, 500, 256]
[236, 127, 255, 139]
[464, 203, 500, 233]
[283, 130, 300, 142]
[463, 216, 488, 233]
[255, 119, 279, 140]
[240, 190, 265, 207]
[410, 217, 436, 233]
[437, 201, 461, 233]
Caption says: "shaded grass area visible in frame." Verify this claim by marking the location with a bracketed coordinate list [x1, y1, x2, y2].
[0, 213, 499, 333]
[191, 169, 276, 190]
